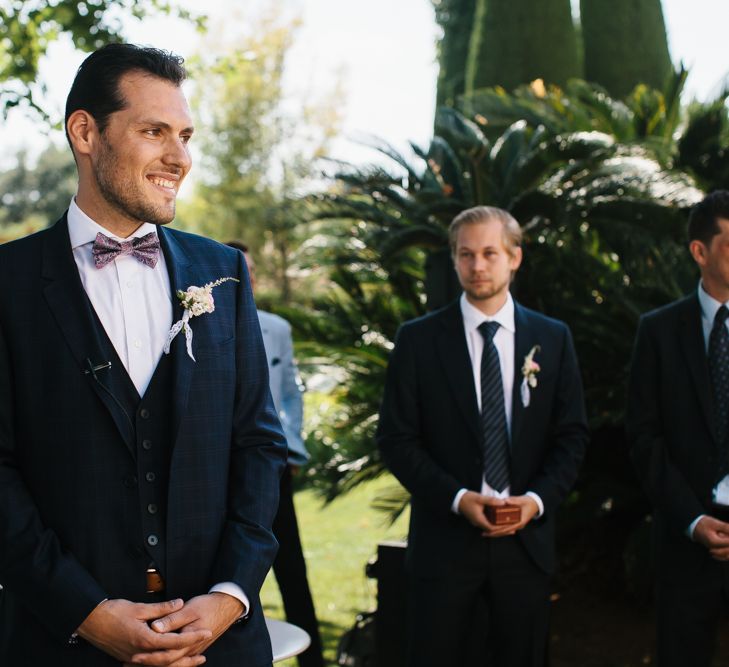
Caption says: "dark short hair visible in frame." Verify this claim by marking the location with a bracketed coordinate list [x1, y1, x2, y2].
[65, 43, 187, 143]
[225, 241, 249, 253]
[688, 190, 729, 245]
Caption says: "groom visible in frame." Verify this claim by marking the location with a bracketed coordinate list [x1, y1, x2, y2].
[377, 206, 588, 666]
[0, 44, 286, 666]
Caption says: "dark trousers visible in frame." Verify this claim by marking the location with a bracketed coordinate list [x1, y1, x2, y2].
[656, 551, 729, 667]
[272, 465, 325, 667]
[407, 535, 550, 667]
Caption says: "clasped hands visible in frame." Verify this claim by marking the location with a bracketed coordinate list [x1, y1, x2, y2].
[694, 515, 729, 561]
[458, 491, 539, 537]
[77, 592, 244, 667]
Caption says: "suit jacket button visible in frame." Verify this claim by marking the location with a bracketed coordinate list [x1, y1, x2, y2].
[123, 474, 138, 488]
[140, 408, 151, 419]
[147, 534, 159, 546]
[145, 472, 156, 482]
[147, 503, 158, 515]
[142, 440, 152, 451]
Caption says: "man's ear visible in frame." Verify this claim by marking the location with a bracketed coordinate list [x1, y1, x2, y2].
[510, 245, 523, 272]
[689, 239, 708, 267]
[66, 110, 99, 158]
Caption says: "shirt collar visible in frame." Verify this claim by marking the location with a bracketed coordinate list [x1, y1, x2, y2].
[67, 197, 158, 250]
[697, 280, 729, 325]
[460, 291, 515, 334]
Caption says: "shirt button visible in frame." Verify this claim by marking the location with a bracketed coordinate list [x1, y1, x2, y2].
[147, 503, 158, 515]
[140, 408, 150, 419]
[145, 472, 156, 482]
[142, 439, 152, 450]
[147, 534, 159, 547]
[134, 339, 142, 349]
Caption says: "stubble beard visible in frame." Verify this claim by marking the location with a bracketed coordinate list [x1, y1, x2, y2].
[95, 134, 176, 226]
[463, 276, 510, 303]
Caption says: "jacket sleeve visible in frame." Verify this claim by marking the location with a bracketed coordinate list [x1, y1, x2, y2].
[376, 324, 462, 514]
[626, 315, 704, 533]
[209, 251, 287, 597]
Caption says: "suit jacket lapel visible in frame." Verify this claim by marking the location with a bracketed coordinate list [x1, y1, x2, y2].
[680, 294, 717, 443]
[510, 301, 532, 450]
[436, 301, 481, 444]
[41, 215, 136, 455]
[158, 226, 194, 449]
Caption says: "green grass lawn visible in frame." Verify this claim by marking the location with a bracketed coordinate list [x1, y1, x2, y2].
[261, 475, 409, 666]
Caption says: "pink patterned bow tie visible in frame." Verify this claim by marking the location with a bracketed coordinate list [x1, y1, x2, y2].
[92, 232, 160, 269]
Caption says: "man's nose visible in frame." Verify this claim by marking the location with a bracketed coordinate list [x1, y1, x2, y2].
[163, 137, 192, 172]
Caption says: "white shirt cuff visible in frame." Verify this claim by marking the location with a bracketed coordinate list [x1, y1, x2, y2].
[688, 515, 705, 540]
[209, 582, 249, 618]
[525, 491, 544, 518]
[452, 488, 468, 514]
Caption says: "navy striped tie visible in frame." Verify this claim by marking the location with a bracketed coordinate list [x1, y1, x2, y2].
[478, 321, 510, 493]
[709, 305, 729, 478]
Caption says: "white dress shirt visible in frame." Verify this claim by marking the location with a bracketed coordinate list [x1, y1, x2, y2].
[451, 292, 544, 516]
[689, 283, 729, 538]
[67, 198, 248, 613]
[67, 198, 172, 397]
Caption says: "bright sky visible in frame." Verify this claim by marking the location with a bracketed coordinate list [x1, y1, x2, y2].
[0, 0, 727, 175]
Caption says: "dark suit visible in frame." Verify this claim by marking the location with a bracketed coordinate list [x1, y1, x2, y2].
[627, 293, 729, 667]
[0, 215, 287, 666]
[377, 299, 587, 666]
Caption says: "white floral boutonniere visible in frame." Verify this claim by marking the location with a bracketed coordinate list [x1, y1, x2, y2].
[164, 277, 239, 361]
[520, 344, 541, 407]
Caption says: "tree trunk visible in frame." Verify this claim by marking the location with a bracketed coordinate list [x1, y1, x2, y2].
[465, 0, 581, 93]
[580, 0, 672, 98]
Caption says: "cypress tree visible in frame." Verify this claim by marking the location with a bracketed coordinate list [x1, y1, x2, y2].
[434, 0, 478, 108]
[465, 0, 581, 93]
[580, 0, 673, 98]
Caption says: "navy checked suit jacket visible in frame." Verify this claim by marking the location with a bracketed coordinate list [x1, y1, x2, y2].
[376, 299, 588, 576]
[0, 215, 287, 666]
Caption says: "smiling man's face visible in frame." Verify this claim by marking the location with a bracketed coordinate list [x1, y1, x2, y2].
[88, 70, 194, 232]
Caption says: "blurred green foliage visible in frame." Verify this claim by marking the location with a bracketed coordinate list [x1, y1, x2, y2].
[581, 0, 673, 99]
[177, 12, 341, 304]
[466, 0, 580, 94]
[0, 0, 203, 120]
[0, 144, 75, 227]
[436, 0, 673, 106]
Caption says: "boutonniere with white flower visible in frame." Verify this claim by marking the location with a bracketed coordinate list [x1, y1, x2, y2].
[164, 277, 239, 361]
[520, 344, 541, 407]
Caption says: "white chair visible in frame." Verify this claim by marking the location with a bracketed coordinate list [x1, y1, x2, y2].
[266, 617, 311, 663]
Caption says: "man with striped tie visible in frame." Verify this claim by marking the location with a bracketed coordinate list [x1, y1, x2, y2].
[377, 206, 588, 667]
